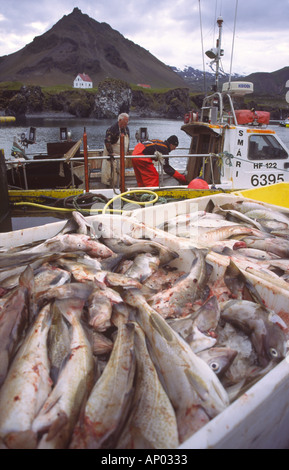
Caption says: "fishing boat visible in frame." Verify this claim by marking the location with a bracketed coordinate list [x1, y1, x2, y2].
[181, 16, 289, 192]
[6, 127, 85, 190]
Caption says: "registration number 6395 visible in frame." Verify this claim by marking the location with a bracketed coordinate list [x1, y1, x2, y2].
[251, 173, 284, 186]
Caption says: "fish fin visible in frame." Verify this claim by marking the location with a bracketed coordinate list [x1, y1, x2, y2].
[0, 350, 9, 386]
[19, 264, 34, 290]
[4, 430, 38, 449]
[45, 410, 69, 441]
[150, 313, 175, 342]
[204, 199, 215, 213]
[128, 427, 155, 449]
[185, 368, 209, 402]
[139, 284, 158, 298]
[243, 279, 267, 306]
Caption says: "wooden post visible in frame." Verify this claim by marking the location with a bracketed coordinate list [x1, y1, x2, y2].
[83, 127, 89, 192]
[120, 133, 125, 193]
[0, 149, 10, 224]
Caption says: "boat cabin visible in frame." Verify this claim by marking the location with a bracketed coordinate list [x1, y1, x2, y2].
[182, 81, 289, 190]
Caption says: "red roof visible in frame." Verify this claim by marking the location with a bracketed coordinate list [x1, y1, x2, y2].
[78, 73, 92, 82]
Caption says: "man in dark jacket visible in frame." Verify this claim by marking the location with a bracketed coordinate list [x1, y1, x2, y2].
[104, 113, 130, 156]
[101, 113, 130, 186]
[131, 135, 187, 187]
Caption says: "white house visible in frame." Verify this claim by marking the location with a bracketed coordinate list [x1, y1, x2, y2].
[73, 73, 93, 89]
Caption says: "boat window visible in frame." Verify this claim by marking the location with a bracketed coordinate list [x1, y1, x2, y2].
[248, 135, 288, 160]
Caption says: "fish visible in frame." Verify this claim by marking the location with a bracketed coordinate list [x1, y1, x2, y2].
[197, 225, 263, 246]
[123, 288, 229, 444]
[242, 237, 289, 258]
[56, 211, 97, 237]
[83, 325, 113, 356]
[33, 264, 71, 294]
[54, 254, 103, 282]
[96, 222, 179, 265]
[233, 247, 280, 261]
[0, 286, 29, 386]
[244, 208, 289, 225]
[149, 249, 210, 318]
[123, 252, 160, 282]
[13, 233, 114, 259]
[116, 322, 179, 449]
[32, 298, 95, 449]
[215, 322, 261, 389]
[86, 289, 113, 332]
[0, 302, 53, 449]
[256, 219, 289, 233]
[143, 266, 185, 292]
[47, 302, 71, 384]
[226, 361, 276, 402]
[211, 204, 264, 230]
[69, 308, 136, 449]
[0, 266, 35, 385]
[35, 281, 95, 305]
[220, 299, 287, 367]
[167, 296, 220, 353]
[197, 347, 238, 378]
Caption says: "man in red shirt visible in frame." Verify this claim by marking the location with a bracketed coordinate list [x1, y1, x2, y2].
[131, 135, 187, 187]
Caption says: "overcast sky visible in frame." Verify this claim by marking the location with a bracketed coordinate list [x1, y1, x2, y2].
[0, 0, 288, 75]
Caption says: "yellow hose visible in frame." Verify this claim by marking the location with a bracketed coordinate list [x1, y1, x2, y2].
[101, 189, 159, 214]
[13, 202, 123, 214]
[13, 190, 159, 215]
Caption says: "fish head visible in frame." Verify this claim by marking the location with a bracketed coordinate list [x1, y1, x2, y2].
[261, 322, 287, 366]
[198, 347, 238, 378]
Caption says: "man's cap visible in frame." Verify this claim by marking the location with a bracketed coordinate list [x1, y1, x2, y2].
[167, 135, 179, 146]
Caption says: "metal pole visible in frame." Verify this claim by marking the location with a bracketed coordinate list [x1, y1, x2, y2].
[0, 150, 10, 224]
[119, 133, 125, 193]
[83, 127, 89, 192]
[215, 17, 223, 92]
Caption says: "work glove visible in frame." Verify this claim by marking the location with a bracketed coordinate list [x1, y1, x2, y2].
[154, 151, 165, 165]
[163, 161, 187, 184]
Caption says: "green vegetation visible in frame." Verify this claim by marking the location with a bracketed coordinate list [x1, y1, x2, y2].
[0, 81, 23, 91]
[130, 84, 178, 94]
[42, 85, 99, 94]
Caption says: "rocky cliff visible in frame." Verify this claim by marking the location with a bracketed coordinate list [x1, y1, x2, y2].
[2, 79, 193, 119]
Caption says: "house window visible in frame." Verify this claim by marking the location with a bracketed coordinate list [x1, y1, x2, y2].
[248, 135, 288, 160]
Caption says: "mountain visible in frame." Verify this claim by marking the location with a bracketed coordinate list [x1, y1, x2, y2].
[242, 67, 289, 96]
[0, 7, 186, 89]
[171, 66, 243, 92]
[173, 65, 289, 98]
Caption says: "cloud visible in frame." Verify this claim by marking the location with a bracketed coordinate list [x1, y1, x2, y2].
[0, 0, 288, 74]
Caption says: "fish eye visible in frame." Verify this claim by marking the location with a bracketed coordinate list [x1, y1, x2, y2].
[210, 361, 220, 373]
[269, 347, 279, 358]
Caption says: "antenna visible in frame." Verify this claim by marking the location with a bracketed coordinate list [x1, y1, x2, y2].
[228, 0, 239, 89]
[205, 16, 224, 92]
[198, 0, 207, 95]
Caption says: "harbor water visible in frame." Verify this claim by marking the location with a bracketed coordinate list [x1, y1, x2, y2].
[1, 115, 289, 169]
[0, 116, 191, 170]
[0, 116, 289, 233]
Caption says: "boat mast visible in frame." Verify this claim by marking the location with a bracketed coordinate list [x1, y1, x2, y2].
[214, 17, 223, 92]
[206, 16, 224, 93]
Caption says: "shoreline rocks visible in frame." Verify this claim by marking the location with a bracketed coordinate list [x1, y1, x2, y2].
[2, 79, 192, 120]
